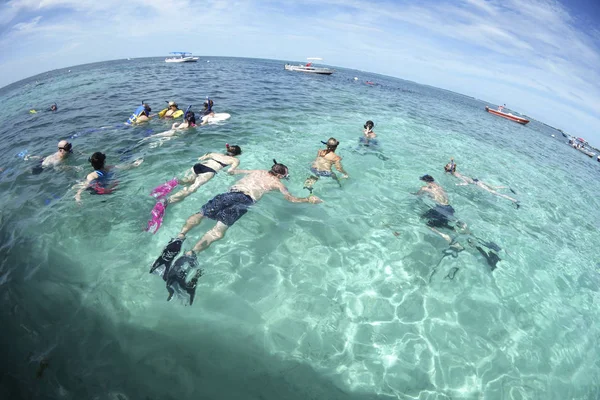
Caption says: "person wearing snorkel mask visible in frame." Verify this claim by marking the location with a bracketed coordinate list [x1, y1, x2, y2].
[363, 120, 376, 139]
[145, 144, 243, 234]
[25, 140, 75, 173]
[149, 160, 322, 292]
[443, 158, 519, 207]
[303, 137, 349, 193]
[135, 104, 152, 124]
[172, 111, 197, 130]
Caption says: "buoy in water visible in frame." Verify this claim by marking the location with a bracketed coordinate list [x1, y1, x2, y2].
[353, 77, 358, 81]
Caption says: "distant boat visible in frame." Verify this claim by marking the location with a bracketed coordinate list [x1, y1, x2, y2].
[284, 57, 334, 75]
[485, 106, 529, 125]
[165, 52, 199, 63]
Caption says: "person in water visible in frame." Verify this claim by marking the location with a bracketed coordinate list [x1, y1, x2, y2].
[133, 104, 152, 124]
[201, 98, 214, 118]
[162, 101, 180, 119]
[25, 140, 76, 174]
[74, 152, 143, 204]
[50, 104, 57, 112]
[303, 137, 349, 193]
[363, 120, 376, 139]
[172, 111, 196, 129]
[444, 158, 519, 206]
[149, 160, 322, 301]
[417, 174, 502, 271]
[146, 144, 243, 233]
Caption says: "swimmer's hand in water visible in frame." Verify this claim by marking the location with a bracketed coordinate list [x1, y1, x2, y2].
[308, 195, 323, 204]
[341, 174, 349, 179]
[132, 158, 144, 167]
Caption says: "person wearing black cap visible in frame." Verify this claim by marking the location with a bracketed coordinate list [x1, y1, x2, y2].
[149, 160, 322, 287]
[303, 137, 348, 193]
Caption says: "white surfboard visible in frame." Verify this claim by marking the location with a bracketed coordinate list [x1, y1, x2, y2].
[202, 113, 231, 124]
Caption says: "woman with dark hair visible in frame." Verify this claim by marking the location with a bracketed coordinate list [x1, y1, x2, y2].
[303, 137, 349, 193]
[146, 144, 244, 233]
[74, 152, 143, 204]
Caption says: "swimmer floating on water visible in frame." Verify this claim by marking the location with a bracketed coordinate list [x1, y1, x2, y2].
[303, 137, 348, 193]
[416, 174, 502, 272]
[146, 144, 243, 234]
[74, 151, 143, 205]
[444, 158, 519, 207]
[149, 160, 322, 304]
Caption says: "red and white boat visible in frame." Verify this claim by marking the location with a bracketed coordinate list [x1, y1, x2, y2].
[485, 106, 530, 125]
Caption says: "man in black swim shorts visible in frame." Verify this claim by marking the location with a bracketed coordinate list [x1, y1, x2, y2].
[150, 160, 323, 284]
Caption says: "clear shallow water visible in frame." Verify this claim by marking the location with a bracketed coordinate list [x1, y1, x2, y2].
[1, 57, 599, 399]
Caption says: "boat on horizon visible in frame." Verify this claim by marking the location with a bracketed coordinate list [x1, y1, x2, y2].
[284, 58, 334, 75]
[165, 52, 199, 63]
[485, 105, 530, 125]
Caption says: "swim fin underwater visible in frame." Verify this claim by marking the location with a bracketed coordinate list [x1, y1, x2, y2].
[165, 253, 202, 305]
[149, 237, 184, 278]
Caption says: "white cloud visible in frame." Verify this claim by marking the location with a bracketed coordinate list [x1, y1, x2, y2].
[11, 15, 41, 32]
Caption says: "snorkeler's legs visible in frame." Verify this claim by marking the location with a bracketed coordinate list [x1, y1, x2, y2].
[178, 213, 205, 238]
[190, 222, 229, 254]
[169, 173, 214, 204]
[331, 172, 342, 187]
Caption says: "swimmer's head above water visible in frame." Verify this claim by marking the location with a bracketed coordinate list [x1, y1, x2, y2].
[420, 174, 435, 183]
[321, 137, 339, 152]
[185, 111, 196, 126]
[364, 120, 374, 131]
[225, 143, 242, 156]
[444, 158, 456, 173]
[89, 151, 106, 170]
[270, 159, 289, 180]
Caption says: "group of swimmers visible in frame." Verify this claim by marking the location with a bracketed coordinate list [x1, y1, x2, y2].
[127, 98, 215, 127]
[18, 104, 518, 304]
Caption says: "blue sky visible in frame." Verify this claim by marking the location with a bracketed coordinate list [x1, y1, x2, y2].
[1, 0, 599, 146]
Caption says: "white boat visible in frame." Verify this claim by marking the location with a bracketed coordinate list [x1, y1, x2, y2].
[165, 52, 199, 63]
[284, 57, 334, 75]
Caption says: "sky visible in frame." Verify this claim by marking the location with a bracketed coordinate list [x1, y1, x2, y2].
[1, 0, 599, 146]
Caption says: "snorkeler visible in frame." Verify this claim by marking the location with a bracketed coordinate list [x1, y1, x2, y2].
[149, 160, 322, 303]
[444, 158, 519, 207]
[363, 120, 376, 139]
[162, 101, 180, 119]
[24, 140, 75, 174]
[126, 103, 152, 125]
[74, 151, 143, 204]
[146, 144, 243, 234]
[303, 137, 349, 193]
[417, 174, 502, 271]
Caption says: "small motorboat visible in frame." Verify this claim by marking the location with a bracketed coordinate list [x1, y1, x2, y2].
[285, 58, 334, 75]
[165, 52, 199, 63]
[485, 106, 530, 125]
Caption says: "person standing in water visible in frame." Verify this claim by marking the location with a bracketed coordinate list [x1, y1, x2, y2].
[303, 137, 349, 193]
[149, 160, 322, 303]
[444, 158, 519, 207]
[146, 144, 243, 234]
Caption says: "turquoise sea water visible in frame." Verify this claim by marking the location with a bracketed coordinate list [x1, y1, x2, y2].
[0, 57, 599, 400]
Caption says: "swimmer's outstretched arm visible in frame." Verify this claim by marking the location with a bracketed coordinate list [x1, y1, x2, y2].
[113, 158, 144, 170]
[227, 169, 257, 175]
[278, 185, 322, 204]
[334, 159, 349, 178]
[226, 158, 240, 173]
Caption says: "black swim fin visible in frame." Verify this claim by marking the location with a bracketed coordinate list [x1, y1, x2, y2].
[149, 237, 184, 279]
[165, 252, 200, 305]
[476, 246, 500, 271]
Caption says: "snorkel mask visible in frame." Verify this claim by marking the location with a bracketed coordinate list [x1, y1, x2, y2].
[272, 159, 289, 180]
